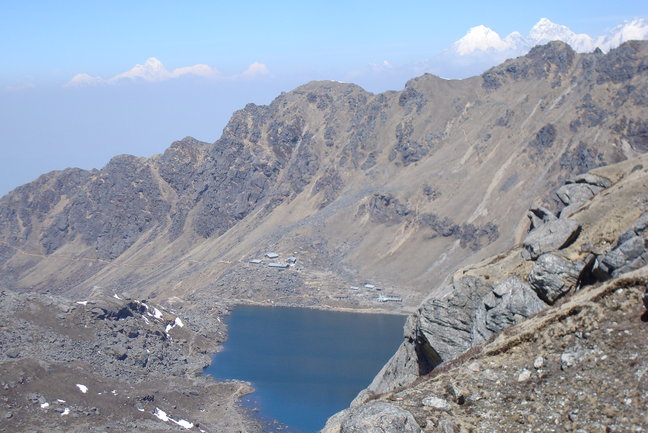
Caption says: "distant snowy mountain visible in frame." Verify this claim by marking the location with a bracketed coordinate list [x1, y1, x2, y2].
[453, 25, 514, 55]
[528, 18, 595, 51]
[451, 17, 648, 56]
[596, 18, 648, 51]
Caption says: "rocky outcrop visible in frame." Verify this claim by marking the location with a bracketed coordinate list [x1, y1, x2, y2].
[352, 270, 648, 433]
[417, 276, 493, 362]
[558, 173, 613, 217]
[350, 164, 632, 403]
[521, 217, 581, 260]
[595, 211, 648, 278]
[321, 402, 419, 433]
[332, 157, 648, 433]
[472, 277, 546, 345]
[0, 288, 227, 381]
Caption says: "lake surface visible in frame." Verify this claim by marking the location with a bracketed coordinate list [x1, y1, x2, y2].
[205, 305, 405, 433]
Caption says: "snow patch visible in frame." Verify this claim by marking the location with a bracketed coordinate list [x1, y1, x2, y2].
[40, 402, 49, 408]
[57, 399, 66, 403]
[153, 407, 169, 422]
[153, 407, 194, 430]
[113, 294, 122, 300]
[76, 384, 88, 394]
[152, 307, 163, 319]
[165, 316, 185, 334]
[173, 419, 194, 429]
[61, 408, 70, 416]
[76, 301, 88, 305]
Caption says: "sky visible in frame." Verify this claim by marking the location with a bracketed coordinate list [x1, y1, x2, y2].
[1, 1, 647, 196]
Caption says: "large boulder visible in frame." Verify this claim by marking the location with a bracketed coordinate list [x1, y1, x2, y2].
[594, 211, 648, 278]
[527, 207, 557, 230]
[528, 253, 583, 304]
[321, 402, 420, 433]
[473, 277, 547, 344]
[557, 173, 611, 217]
[417, 276, 493, 362]
[567, 173, 612, 188]
[522, 218, 581, 260]
[555, 183, 602, 206]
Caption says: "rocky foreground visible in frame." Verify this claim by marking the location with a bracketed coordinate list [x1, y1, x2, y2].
[324, 154, 648, 432]
[0, 290, 259, 433]
[324, 271, 648, 433]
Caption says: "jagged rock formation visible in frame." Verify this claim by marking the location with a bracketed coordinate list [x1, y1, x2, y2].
[323, 402, 420, 433]
[326, 269, 648, 433]
[1, 41, 647, 312]
[326, 154, 648, 432]
[354, 154, 648, 405]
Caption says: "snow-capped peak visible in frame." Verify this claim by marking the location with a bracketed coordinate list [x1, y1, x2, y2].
[451, 17, 648, 58]
[528, 18, 594, 52]
[452, 25, 510, 55]
[596, 18, 648, 51]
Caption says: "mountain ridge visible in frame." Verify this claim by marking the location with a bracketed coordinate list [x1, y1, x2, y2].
[1, 41, 647, 314]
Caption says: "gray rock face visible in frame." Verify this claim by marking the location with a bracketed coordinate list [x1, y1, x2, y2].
[527, 207, 557, 230]
[555, 173, 611, 217]
[529, 253, 583, 304]
[358, 274, 550, 403]
[555, 183, 603, 206]
[322, 402, 419, 433]
[418, 276, 493, 362]
[596, 211, 648, 277]
[481, 41, 576, 89]
[522, 218, 581, 260]
[473, 277, 547, 344]
[567, 173, 612, 188]
[367, 194, 411, 225]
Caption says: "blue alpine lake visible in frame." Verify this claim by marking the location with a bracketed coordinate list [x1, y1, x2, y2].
[205, 305, 405, 433]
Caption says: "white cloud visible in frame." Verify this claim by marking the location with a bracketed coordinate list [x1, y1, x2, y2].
[241, 61, 270, 78]
[109, 57, 216, 82]
[170, 63, 214, 78]
[66, 73, 105, 87]
[65, 58, 271, 87]
[65, 57, 218, 87]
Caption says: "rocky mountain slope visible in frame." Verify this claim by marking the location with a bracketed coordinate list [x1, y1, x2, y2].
[323, 152, 648, 432]
[1, 41, 647, 312]
[0, 288, 261, 432]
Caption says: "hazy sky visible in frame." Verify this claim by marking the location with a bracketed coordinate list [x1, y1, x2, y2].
[1, 1, 647, 196]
